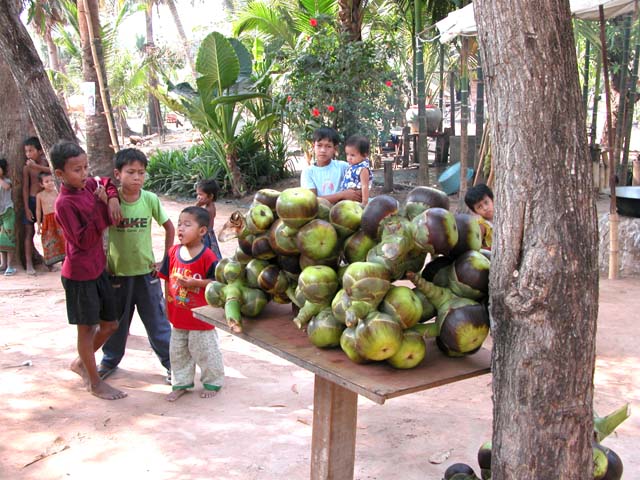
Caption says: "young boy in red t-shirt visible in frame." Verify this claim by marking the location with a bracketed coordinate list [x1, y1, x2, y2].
[158, 206, 223, 402]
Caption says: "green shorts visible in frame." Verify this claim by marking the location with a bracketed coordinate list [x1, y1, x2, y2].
[0, 207, 16, 251]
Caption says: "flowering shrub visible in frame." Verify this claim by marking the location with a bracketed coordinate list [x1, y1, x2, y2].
[282, 22, 402, 152]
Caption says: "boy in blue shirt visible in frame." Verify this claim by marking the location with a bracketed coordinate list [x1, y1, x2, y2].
[300, 127, 362, 204]
[98, 148, 174, 383]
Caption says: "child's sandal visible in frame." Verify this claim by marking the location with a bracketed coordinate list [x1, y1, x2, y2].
[4, 267, 17, 276]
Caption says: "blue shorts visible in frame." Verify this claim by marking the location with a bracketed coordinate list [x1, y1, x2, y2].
[61, 270, 119, 325]
[23, 196, 36, 225]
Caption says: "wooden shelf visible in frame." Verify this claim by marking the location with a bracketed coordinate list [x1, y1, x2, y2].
[193, 302, 491, 405]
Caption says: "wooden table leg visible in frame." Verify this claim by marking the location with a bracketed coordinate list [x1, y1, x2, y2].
[310, 375, 358, 480]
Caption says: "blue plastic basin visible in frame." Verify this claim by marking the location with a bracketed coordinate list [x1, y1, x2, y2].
[438, 162, 474, 195]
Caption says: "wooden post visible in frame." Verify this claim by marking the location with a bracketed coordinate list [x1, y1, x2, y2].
[608, 213, 620, 279]
[458, 36, 470, 211]
[310, 376, 358, 480]
[402, 126, 411, 168]
[600, 5, 619, 279]
[383, 159, 394, 192]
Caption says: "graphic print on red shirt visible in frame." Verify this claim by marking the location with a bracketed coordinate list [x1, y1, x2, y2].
[159, 244, 217, 330]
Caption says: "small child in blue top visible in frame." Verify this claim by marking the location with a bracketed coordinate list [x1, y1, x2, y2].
[340, 135, 372, 206]
[195, 178, 222, 262]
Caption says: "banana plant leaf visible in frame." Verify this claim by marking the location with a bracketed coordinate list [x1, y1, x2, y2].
[196, 32, 240, 96]
[229, 38, 253, 83]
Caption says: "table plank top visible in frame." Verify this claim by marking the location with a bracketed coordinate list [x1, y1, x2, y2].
[193, 303, 491, 405]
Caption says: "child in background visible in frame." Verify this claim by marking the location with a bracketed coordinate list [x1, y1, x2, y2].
[301, 126, 361, 204]
[51, 141, 125, 400]
[99, 148, 174, 383]
[159, 206, 224, 402]
[464, 183, 494, 250]
[341, 135, 373, 206]
[195, 178, 222, 261]
[0, 158, 17, 276]
[35, 171, 65, 270]
[22, 137, 50, 275]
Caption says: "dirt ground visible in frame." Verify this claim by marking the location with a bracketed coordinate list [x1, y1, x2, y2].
[1, 181, 639, 479]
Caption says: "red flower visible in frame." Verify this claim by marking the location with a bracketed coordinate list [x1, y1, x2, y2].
[385, 80, 393, 87]
[310, 18, 318, 27]
[327, 105, 335, 112]
[287, 95, 292, 102]
[312, 108, 320, 117]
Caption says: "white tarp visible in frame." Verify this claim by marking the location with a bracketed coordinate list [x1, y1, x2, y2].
[572, 0, 637, 20]
[435, 0, 638, 43]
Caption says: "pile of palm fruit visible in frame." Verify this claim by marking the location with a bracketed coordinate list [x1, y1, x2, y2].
[205, 186, 491, 369]
[441, 405, 629, 480]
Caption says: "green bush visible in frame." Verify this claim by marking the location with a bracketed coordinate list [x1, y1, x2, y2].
[236, 124, 295, 191]
[146, 130, 294, 198]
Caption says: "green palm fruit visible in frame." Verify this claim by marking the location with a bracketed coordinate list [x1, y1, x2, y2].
[307, 308, 345, 348]
[381, 285, 423, 329]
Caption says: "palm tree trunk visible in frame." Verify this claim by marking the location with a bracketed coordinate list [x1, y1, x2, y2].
[77, 0, 117, 177]
[614, 14, 632, 181]
[44, 25, 61, 72]
[414, 0, 429, 185]
[145, 1, 163, 136]
[337, 0, 363, 41]
[82, 0, 120, 153]
[165, 0, 196, 78]
[226, 151, 246, 198]
[458, 36, 469, 211]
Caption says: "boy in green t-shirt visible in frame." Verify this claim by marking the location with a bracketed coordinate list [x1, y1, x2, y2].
[98, 149, 175, 382]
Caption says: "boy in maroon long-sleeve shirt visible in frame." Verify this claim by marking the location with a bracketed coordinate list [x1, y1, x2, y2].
[51, 141, 126, 400]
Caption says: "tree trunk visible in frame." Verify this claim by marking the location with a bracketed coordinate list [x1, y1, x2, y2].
[337, 0, 364, 42]
[44, 24, 61, 72]
[458, 36, 469, 210]
[221, 0, 234, 13]
[77, 0, 116, 177]
[475, 1, 598, 479]
[0, 0, 76, 159]
[414, 0, 429, 186]
[226, 151, 246, 198]
[0, 55, 36, 267]
[0, 1, 77, 267]
[145, 2, 163, 136]
[165, 0, 196, 78]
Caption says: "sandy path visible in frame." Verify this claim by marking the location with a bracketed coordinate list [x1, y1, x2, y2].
[1, 194, 638, 479]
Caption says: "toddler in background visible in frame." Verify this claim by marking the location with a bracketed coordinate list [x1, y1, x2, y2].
[158, 206, 224, 402]
[22, 136, 50, 275]
[36, 171, 65, 270]
[195, 178, 222, 261]
[0, 158, 16, 276]
[464, 183, 494, 250]
[341, 135, 373, 206]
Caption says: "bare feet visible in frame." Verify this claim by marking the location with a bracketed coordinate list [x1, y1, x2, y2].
[200, 389, 220, 399]
[89, 380, 128, 400]
[26, 267, 36, 276]
[70, 357, 90, 388]
[166, 389, 188, 402]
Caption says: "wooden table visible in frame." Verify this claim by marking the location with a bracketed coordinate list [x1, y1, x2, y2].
[193, 303, 491, 480]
